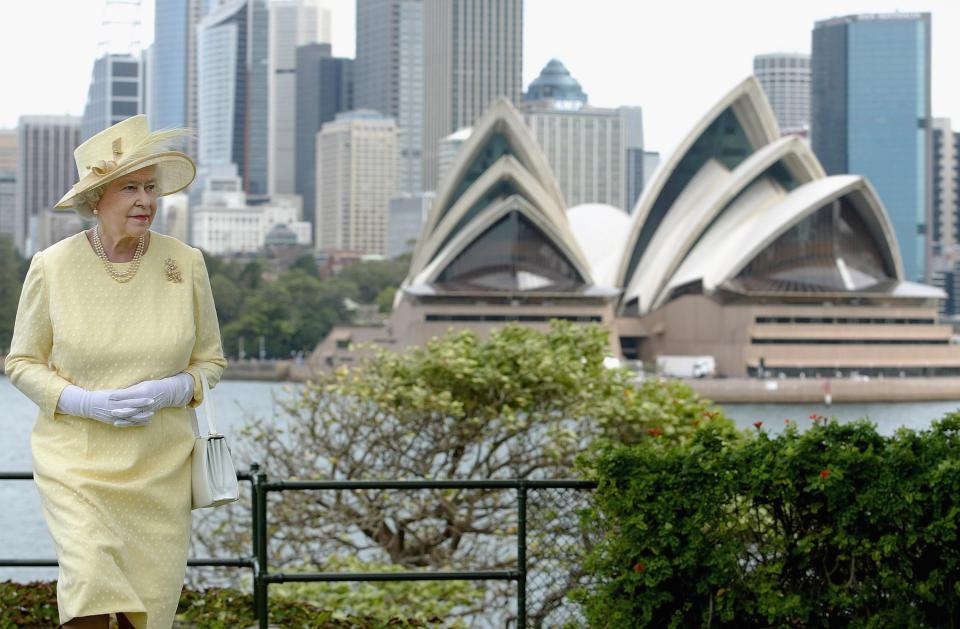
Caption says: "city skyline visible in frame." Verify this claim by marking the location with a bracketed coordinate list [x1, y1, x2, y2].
[2, 0, 958, 156]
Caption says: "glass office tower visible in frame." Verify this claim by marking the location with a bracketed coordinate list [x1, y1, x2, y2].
[812, 13, 932, 282]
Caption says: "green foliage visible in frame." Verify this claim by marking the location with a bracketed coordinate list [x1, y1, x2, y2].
[289, 253, 320, 277]
[0, 234, 24, 353]
[337, 255, 409, 303]
[577, 414, 960, 627]
[201, 322, 712, 622]
[0, 580, 58, 628]
[0, 581, 432, 628]
[273, 555, 478, 625]
[376, 286, 397, 313]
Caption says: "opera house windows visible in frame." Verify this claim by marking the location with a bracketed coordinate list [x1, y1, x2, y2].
[733, 199, 893, 293]
[434, 211, 586, 293]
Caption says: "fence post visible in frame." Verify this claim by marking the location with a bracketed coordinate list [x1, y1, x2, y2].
[249, 463, 261, 614]
[517, 482, 528, 629]
[253, 467, 269, 629]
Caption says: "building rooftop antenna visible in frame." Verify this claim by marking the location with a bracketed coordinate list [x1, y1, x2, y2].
[96, 0, 143, 57]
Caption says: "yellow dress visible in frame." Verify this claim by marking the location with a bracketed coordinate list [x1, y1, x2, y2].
[4, 231, 227, 628]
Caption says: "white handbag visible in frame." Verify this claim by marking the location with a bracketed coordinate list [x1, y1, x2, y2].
[189, 372, 240, 509]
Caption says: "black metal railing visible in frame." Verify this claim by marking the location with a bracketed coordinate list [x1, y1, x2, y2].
[0, 466, 595, 628]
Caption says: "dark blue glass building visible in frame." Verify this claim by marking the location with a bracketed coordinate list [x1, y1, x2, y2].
[812, 13, 932, 282]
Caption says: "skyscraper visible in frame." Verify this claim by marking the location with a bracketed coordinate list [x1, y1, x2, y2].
[197, 0, 269, 195]
[152, 0, 205, 154]
[81, 53, 144, 140]
[15, 116, 82, 255]
[0, 130, 16, 239]
[753, 52, 810, 136]
[268, 0, 332, 195]
[931, 118, 959, 256]
[316, 111, 398, 255]
[422, 0, 523, 191]
[295, 43, 354, 227]
[355, 0, 424, 194]
[812, 13, 932, 281]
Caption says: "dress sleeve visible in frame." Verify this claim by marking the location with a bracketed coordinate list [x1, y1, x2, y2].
[4, 252, 73, 421]
[184, 248, 227, 407]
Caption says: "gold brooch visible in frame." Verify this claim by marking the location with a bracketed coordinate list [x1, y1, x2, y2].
[164, 258, 182, 283]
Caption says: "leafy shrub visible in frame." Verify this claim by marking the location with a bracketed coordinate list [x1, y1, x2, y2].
[577, 414, 960, 627]
[0, 581, 431, 628]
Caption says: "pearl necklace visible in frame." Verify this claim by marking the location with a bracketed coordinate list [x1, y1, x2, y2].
[92, 226, 145, 283]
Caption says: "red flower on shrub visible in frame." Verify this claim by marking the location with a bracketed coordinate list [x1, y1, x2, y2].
[703, 410, 719, 420]
[810, 412, 818, 420]
[753, 421, 763, 429]
[647, 427, 663, 438]
[633, 562, 645, 573]
[819, 469, 830, 479]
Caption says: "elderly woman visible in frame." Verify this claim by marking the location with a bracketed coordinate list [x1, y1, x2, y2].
[5, 115, 226, 628]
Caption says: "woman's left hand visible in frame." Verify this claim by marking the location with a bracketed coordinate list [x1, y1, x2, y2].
[112, 373, 195, 412]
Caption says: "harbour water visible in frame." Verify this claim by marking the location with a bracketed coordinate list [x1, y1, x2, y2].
[1, 377, 959, 583]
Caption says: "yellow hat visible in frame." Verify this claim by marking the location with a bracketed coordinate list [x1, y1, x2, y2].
[55, 115, 196, 218]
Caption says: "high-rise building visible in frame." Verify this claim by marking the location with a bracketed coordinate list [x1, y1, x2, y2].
[152, 0, 205, 154]
[316, 111, 398, 255]
[15, 116, 82, 255]
[0, 130, 16, 239]
[355, 0, 424, 195]
[197, 0, 269, 194]
[268, 0, 332, 195]
[812, 12, 932, 281]
[753, 53, 811, 136]
[422, 0, 523, 191]
[388, 192, 434, 257]
[81, 53, 144, 140]
[295, 43, 354, 227]
[438, 59, 647, 211]
[931, 118, 959, 255]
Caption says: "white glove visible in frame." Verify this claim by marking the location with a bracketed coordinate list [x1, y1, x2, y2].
[111, 373, 195, 414]
[57, 385, 155, 427]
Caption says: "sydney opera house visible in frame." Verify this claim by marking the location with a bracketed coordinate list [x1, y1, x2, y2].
[314, 77, 960, 378]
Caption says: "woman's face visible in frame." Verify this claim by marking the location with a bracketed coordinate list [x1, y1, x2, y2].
[95, 165, 159, 240]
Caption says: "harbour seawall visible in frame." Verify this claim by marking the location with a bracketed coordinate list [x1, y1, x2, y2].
[687, 377, 960, 404]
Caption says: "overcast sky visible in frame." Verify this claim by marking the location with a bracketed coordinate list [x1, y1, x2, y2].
[1, 0, 957, 156]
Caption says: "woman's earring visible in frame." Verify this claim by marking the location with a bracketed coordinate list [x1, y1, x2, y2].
[93, 208, 98, 215]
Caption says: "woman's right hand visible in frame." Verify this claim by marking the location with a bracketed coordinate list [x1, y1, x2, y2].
[56, 385, 155, 427]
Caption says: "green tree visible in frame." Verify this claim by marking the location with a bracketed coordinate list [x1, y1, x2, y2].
[220, 271, 355, 358]
[209, 273, 243, 326]
[289, 253, 320, 277]
[200, 322, 718, 621]
[0, 234, 24, 354]
[337, 255, 409, 303]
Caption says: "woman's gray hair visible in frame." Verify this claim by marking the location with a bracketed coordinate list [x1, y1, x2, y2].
[73, 185, 105, 219]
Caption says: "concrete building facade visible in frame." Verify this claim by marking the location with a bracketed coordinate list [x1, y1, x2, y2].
[0, 130, 16, 239]
[81, 53, 144, 141]
[268, 0, 332, 195]
[753, 52, 811, 136]
[15, 116, 82, 255]
[812, 13, 932, 282]
[316, 111, 398, 255]
[295, 44, 354, 228]
[355, 0, 424, 195]
[422, 0, 523, 191]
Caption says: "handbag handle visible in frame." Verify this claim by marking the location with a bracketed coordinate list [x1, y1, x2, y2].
[197, 371, 221, 437]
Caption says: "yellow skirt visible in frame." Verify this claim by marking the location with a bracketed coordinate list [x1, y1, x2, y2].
[31, 407, 194, 628]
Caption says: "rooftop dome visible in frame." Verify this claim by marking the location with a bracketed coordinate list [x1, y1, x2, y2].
[524, 59, 587, 107]
[265, 223, 298, 247]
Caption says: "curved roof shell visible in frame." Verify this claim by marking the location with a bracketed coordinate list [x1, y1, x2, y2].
[617, 77, 781, 292]
[623, 135, 825, 310]
[659, 175, 905, 309]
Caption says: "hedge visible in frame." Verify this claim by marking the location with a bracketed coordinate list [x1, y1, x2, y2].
[0, 581, 434, 628]
[577, 414, 960, 628]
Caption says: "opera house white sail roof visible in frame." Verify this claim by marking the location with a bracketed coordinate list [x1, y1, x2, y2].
[402, 77, 937, 312]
